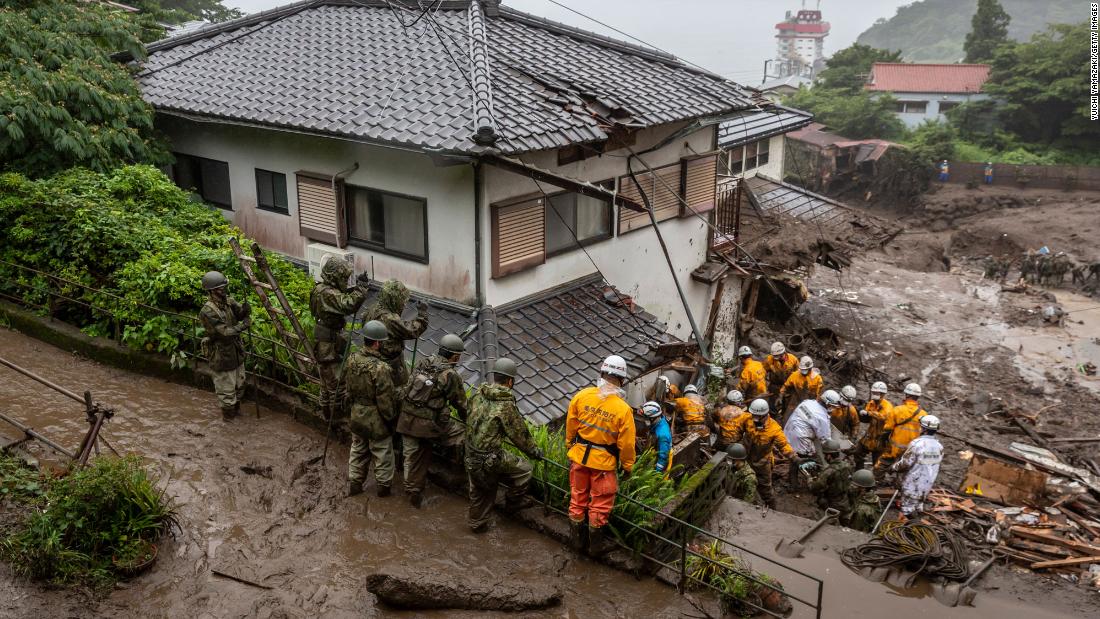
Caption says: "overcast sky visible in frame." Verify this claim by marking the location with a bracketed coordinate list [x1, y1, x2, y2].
[224, 0, 914, 84]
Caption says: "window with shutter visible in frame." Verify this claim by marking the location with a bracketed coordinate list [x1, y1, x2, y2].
[491, 196, 546, 278]
[683, 155, 717, 213]
[618, 163, 682, 234]
[296, 172, 342, 246]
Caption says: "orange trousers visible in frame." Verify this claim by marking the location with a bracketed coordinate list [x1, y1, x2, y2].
[568, 463, 618, 527]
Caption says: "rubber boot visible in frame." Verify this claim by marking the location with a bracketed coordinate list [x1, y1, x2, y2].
[376, 483, 391, 498]
[347, 480, 363, 497]
[409, 491, 423, 509]
[586, 526, 616, 557]
[568, 519, 588, 553]
[232, 401, 241, 418]
[505, 495, 535, 512]
[221, 406, 235, 422]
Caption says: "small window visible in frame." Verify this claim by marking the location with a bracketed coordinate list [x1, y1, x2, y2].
[757, 139, 770, 167]
[545, 183, 613, 256]
[345, 185, 428, 262]
[255, 169, 288, 214]
[895, 100, 927, 114]
[171, 153, 231, 209]
[744, 142, 759, 170]
[938, 101, 959, 114]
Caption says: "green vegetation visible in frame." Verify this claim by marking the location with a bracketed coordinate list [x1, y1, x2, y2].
[0, 454, 177, 589]
[964, 0, 1011, 63]
[685, 539, 785, 618]
[0, 0, 169, 177]
[857, 0, 1079, 63]
[0, 165, 317, 388]
[131, 0, 243, 25]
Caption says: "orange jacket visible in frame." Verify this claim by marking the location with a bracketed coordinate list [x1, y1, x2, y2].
[883, 398, 926, 459]
[729, 413, 794, 466]
[714, 404, 746, 445]
[780, 369, 823, 403]
[674, 393, 706, 426]
[566, 386, 638, 472]
[735, 359, 767, 399]
[859, 398, 893, 452]
[763, 353, 799, 387]
[830, 404, 861, 438]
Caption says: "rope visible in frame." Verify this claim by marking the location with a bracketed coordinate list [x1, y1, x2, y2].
[840, 521, 969, 581]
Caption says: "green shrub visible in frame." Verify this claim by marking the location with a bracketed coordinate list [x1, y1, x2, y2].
[1, 454, 177, 589]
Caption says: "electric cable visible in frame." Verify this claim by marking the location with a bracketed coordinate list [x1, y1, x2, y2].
[841, 521, 970, 581]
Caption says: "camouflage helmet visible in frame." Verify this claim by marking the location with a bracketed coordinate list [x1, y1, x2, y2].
[320, 256, 353, 287]
[439, 333, 464, 356]
[362, 320, 388, 342]
[852, 469, 875, 489]
[726, 443, 748, 460]
[493, 357, 518, 380]
[201, 271, 228, 291]
[822, 439, 842, 455]
[378, 279, 410, 313]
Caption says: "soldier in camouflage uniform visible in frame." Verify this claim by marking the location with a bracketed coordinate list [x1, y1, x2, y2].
[367, 280, 429, 387]
[725, 443, 759, 504]
[809, 439, 854, 514]
[309, 257, 370, 420]
[464, 358, 542, 533]
[396, 333, 468, 508]
[843, 469, 882, 533]
[345, 320, 398, 498]
[198, 271, 251, 421]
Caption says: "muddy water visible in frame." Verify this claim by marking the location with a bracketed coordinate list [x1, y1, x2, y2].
[0, 328, 695, 618]
[998, 290, 1100, 396]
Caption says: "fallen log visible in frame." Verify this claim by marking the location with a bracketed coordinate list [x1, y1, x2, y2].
[365, 571, 562, 611]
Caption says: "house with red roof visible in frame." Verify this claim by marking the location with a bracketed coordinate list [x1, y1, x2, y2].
[865, 62, 992, 129]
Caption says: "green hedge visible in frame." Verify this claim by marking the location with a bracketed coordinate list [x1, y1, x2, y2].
[0, 165, 317, 389]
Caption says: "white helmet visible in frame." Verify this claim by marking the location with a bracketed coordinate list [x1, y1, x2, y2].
[684, 384, 699, 395]
[822, 389, 842, 407]
[840, 385, 858, 404]
[600, 354, 629, 379]
[771, 342, 786, 356]
[920, 414, 940, 431]
[726, 390, 744, 405]
[641, 401, 662, 418]
[870, 381, 888, 394]
[749, 399, 770, 416]
[799, 355, 814, 371]
[904, 383, 922, 398]
[737, 345, 753, 358]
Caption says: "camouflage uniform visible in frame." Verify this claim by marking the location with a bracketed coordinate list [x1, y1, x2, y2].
[309, 258, 368, 418]
[366, 280, 428, 387]
[809, 458, 853, 513]
[727, 461, 759, 504]
[345, 344, 398, 491]
[199, 295, 250, 416]
[464, 382, 538, 531]
[844, 488, 882, 533]
[396, 354, 468, 498]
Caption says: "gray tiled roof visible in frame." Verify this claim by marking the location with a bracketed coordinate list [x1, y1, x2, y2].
[717, 106, 813, 149]
[138, 1, 757, 155]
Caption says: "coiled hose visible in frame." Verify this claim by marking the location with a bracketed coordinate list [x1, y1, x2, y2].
[841, 521, 970, 581]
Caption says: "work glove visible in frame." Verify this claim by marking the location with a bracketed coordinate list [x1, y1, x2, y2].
[241, 300, 252, 317]
[417, 300, 430, 314]
[354, 271, 370, 292]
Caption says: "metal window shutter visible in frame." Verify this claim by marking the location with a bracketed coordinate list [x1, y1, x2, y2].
[618, 163, 682, 234]
[684, 155, 718, 213]
[296, 173, 340, 245]
[492, 197, 545, 278]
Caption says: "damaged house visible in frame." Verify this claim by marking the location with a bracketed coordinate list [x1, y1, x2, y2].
[134, 0, 802, 421]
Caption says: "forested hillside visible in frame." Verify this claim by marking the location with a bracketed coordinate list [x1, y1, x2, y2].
[856, 0, 1079, 62]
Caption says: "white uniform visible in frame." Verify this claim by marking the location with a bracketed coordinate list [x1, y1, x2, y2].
[894, 435, 943, 515]
[783, 399, 831, 456]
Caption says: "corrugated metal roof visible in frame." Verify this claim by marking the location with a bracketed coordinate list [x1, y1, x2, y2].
[866, 62, 991, 94]
[743, 175, 848, 227]
[717, 106, 813, 149]
[138, 1, 757, 155]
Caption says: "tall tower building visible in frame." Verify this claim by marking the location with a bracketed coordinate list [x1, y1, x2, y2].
[774, 3, 830, 78]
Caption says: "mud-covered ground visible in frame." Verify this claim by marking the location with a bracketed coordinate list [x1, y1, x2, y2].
[0, 328, 697, 619]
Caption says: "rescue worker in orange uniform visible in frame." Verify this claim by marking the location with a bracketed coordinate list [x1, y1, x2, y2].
[762, 342, 799, 404]
[874, 383, 927, 483]
[728, 398, 796, 508]
[778, 355, 823, 421]
[853, 381, 892, 471]
[674, 383, 709, 438]
[565, 354, 637, 556]
[713, 390, 746, 450]
[830, 385, 862, 440]
[732, 346, 767, 401]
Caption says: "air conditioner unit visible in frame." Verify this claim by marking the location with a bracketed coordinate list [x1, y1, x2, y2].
[307, 243, 355, 282]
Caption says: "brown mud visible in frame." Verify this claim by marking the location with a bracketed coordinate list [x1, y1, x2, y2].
[0, 328, 696, 619]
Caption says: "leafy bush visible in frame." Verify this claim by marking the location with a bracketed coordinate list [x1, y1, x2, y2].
[1, 454, 177, 589]
[0, 165, 318, 389]
[905, 120, 958, 164]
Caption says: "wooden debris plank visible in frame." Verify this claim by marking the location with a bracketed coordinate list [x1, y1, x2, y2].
[1010, 526, 1100, 555]
[1062, 509, 1100, 538]
[1030, 555, 1100, 569]
[1008, 539, 1072, 558]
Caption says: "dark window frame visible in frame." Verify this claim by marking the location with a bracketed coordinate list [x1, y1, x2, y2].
[170, 152, 232, 209]
[254, 168, 289, 215]
[544, 180, 614, 258]
[895, 100, 928, 114]
[343, 183, 429, 263]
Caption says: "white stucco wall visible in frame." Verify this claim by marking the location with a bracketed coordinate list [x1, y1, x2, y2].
[157, 116, 478, 303]
[481, 123, 717, 340]
[881, 92, 990, 129]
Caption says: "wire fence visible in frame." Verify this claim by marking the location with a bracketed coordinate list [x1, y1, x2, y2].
[0, 258, 319, 405]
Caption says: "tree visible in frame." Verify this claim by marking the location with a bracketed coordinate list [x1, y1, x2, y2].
[964, 0, 1011, 63]
[0, 0, 169, 177]
[131, 0, 242, 25]
[785, 88, 906, 140]
[817, 44, 903, 93]
[907, 120, 957, 163]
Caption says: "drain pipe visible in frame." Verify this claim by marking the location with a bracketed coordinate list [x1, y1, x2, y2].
[474, 161, 484, 305]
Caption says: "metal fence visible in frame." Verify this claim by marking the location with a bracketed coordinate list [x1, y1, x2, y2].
[944, 161, 1100, 191]
[712, 182, 742, 251]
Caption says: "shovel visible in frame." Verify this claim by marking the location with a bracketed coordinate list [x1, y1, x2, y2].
[932, 552, 1000, 607]
[776, 508, 840, 558]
